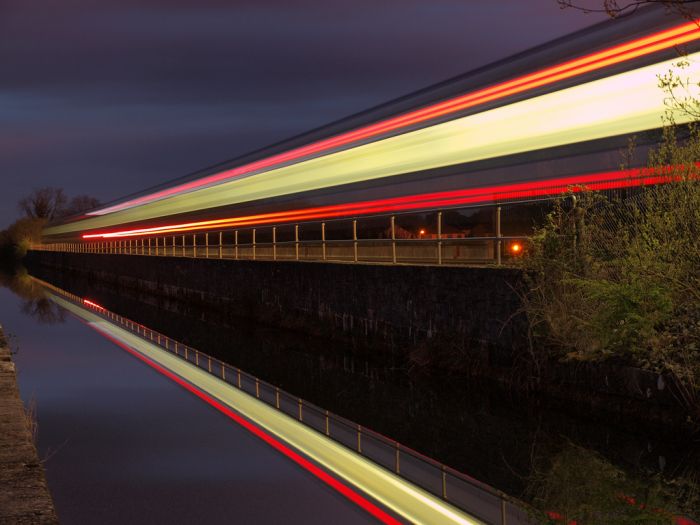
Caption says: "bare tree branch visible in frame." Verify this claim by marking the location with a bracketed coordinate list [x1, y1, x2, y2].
[17, 187, 67, 220]
[557, 0, 700, 19]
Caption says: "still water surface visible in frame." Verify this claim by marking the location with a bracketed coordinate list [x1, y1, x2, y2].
[0, 284, 377, 524]
[2, 268, 699, 524]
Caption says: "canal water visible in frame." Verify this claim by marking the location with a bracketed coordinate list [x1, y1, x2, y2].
[1, 267, 698, 524]
[0, 277, 378, 524]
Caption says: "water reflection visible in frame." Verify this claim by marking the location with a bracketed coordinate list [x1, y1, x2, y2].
[5, 265, 700, 524]
[525, 442, 699, 524]
[0, 268, 65, 325]
[0, 272, 379, 525]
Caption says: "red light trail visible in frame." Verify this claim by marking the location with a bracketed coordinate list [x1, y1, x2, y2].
[88, 20, 700, 217]
[82, 165, 680, 239]
[81, 322, 403, 525]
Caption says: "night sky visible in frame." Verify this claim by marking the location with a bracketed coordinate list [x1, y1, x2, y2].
[1, 0, 607, 227]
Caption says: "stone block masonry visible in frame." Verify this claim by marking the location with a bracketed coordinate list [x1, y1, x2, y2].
[25, 251, 686, 431]
[25, 251, 528, 363]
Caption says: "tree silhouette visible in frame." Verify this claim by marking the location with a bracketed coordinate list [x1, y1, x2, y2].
[63, 195, 101, 217]
[18, 187, 67, 220]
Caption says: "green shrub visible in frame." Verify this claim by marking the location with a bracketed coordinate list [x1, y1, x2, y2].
[521, 125, 700, 423]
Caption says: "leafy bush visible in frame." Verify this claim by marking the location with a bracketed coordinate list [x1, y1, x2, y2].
[0, 217, 46, 264]
[520, 125, 700, 423]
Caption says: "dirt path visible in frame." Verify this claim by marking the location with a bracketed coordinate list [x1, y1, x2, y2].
[0, 326, 58, 524]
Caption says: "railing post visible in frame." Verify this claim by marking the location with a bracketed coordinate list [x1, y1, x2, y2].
[255, 379, 260, 398]
[352, 219, 358, 263]
[235, 230, 239, 260]
[325, 410, 330, 436]
[496, 205, 502, 266]
[155, 236, 159, 256]
[192, 234, 197, 258]
[321, 222, 326, 261]
[395, 443, 400, 474]
[501, 499, 507, 525]
[437, 211, 443, 265]
[391, 215, 397, 264]
[218, 231, 223, 259]
[252, 228, 256, 260]
[205, 232, 209, 258]
[148, 238, 152, 256]
[357, 424, 362, 453]
[275, 387, 280, 409]
[182, 235, 185, 257]
[442, 465, 447, 500]
[294, 224, 299, 260]
[298, 398, 303, 421]
[272, 227, 277, 261]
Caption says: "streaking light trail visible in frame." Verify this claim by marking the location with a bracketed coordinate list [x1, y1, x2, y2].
[47, 48, 700, 239]
[47, 287, 486, 525]
[81, 166, 673, 239]
[85, 20, 700, 217]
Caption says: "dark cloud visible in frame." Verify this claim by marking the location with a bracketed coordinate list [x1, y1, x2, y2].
[0, 0, 607, 225]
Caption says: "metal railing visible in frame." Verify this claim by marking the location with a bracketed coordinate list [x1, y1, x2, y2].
[40, 278, 531, 525]
[35, 206, 531, 267]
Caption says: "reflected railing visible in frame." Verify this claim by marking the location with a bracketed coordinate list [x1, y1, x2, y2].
[40, 278, 531, 525]
[33, 204, 538, 267]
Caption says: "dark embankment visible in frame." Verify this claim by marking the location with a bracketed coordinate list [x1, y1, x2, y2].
[25, 250, 691, 431]
[0, 325, 58, 524]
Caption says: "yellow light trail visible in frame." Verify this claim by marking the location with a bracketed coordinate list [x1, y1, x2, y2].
[45, 51, 699, 238]
[51, 293, 491, 525]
